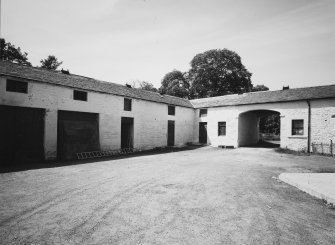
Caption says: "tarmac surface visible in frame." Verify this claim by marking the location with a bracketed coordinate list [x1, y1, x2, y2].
[0, 147, 335, 244]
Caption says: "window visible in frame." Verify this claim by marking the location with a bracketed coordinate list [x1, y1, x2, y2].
[124, 98, 132, 111]
[168, 105, 175, 115]
[218, 122, 226, 136]
[199, 109, 207, 117]
[292, 120, 304, 135]
[73, 90, 87, 101]
[6, 79, 28, 94]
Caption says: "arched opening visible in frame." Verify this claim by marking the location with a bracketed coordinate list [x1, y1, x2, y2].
[238, 110, 280, 148]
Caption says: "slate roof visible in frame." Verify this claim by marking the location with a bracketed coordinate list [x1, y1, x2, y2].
[1, 61, 334, 109]
[190, 85, 335, 108]
[0, 61, 193, 108]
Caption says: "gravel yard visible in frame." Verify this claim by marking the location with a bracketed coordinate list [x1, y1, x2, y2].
[1, 147, 335, 244]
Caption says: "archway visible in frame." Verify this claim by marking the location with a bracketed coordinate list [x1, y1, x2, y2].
[238, 110, 280, 148]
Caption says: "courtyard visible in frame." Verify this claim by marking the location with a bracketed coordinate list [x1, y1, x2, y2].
[1, 147, 335, 244]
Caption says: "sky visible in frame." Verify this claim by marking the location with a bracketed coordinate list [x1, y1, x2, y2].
[1, 0, 334, 90]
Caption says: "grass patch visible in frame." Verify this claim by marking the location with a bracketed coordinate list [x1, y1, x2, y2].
[274, 148, 310, 156]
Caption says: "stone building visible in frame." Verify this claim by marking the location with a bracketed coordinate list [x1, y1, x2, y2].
[0, 61, 334, 164]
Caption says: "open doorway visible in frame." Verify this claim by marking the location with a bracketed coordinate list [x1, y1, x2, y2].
[238, 110, 280, 148]
[167, 120, 175, 146]
[199, 122, 207, 144]
[121, 117, 134, 149]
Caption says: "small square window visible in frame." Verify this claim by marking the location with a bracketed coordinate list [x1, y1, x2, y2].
[199, 109, 207, 117]
[6, 79, 28, 94]
[73, 90, 87, 101]
[168, 105, 175, 115]
[218, 122, 226, 136]
[124, 98, 132, 111]
[292, 120, 304, 135]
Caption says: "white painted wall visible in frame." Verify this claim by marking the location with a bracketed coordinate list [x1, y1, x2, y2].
[310, 99, 335, 145]
[0, 77, 195, 160]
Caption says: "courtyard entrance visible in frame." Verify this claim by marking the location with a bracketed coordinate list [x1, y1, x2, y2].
[238, 110, 280, 147]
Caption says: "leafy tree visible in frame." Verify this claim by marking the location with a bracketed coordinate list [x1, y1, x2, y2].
[159, 70, 190, 98]
[130, 81, 158, 92]
[252, 84, 269, 92]
[0, 38, 31, 66]
[40, 55, 63, 70]
[138, 81, 158, 92]
[260, 114, 280, 135]
[189, 49, 252, 98]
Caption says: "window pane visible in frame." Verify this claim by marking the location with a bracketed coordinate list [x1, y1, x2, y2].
[218, 122, 226, 136]
[124, 98, 132, 111]
[199, 109, 207, 117]
[292, 120, 303, 135]
[6, 79, 28, 93]
[168, 106, 175, 115]
[73, 90, 87, 101]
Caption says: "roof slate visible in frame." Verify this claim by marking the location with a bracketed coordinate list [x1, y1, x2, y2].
[190, 85, 335, 108]
[0, 61, 193, 108]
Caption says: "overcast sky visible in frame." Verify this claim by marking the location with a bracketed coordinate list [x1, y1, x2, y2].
[2, 0, 334, 90]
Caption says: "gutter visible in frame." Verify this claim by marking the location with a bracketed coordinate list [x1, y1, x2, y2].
[307, 100, 311, 153]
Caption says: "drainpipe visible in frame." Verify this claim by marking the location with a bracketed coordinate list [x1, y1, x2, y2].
[307, 100, 311, 153]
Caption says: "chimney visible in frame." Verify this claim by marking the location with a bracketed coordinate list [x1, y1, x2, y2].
[61, 69, 70, 75]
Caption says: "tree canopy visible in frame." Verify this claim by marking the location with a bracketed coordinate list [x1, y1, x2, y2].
[189, 49, 252, 98]
[40, 55, 63, 70]
[252, 84, 269, 92]
[0, 38, 31, 66]
[135, 81, 158, 92]
[159, 70, 190, 99]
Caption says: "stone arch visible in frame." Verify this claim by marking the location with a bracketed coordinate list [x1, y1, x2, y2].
[238, 109, 281, 147]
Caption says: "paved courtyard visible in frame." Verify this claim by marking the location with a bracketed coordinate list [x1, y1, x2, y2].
[1, 147, 335, 244]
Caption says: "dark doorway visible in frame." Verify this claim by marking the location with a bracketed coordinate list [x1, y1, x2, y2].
[0, 105, 45, 166]
[121, 117, 134, 149]
[58, 111, 100, 160]
[199, 122, 207, 144]
[167, 120, 175, 146]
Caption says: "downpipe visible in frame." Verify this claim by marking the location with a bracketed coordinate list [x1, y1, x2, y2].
[307, 100, 311, 153]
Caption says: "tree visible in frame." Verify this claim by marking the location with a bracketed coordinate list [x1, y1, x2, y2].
[252, 84, 269, 92]
[189, 49, 252, 98]
[138, 81, 158, 92]
[260, 114, 280, 135]
[40, 55, 63, 70]
[0, 38, 31, 66]
[159, 70, 190, 99]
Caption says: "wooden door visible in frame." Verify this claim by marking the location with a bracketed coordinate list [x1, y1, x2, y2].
[199, 122, 207, 144]
[167, 120, 175, 146]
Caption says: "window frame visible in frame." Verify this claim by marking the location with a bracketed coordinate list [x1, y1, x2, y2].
[124, 98, 132, 111]
[199, 109, 208, 117]
[6, 79, 28, 94]
[73, 90, 88, 101]
[218, 121, 226, 136]
[291, 119, 304, 136]
[168, 105, 175, 116]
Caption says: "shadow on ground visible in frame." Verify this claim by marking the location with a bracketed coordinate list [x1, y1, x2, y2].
[241, 141, 280, 148]
[0, 145, 204, 173]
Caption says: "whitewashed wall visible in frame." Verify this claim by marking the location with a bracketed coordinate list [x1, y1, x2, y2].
[310, 99, 335, 145]
[0, 77, 195, 160]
